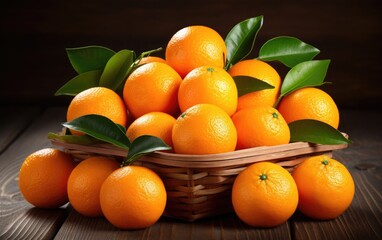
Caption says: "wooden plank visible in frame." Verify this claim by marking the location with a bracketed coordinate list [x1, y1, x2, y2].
[54, 211, 291, 240]
[292, 109, 382, 239]
[0, 107, 70, 240]
[0, 106, 42, 153]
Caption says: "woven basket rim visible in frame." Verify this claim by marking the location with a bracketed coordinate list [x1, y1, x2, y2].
[50, 132, 348, 168]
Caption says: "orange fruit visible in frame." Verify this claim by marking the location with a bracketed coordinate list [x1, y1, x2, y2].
[172, 103, 237, 154]
[228, 59, 282, 111]
[277, 87, 340, 129]
[178, 66, 238, 116]
[67, 87, 128, 135]
[126, 112, 176, 148]
[292, 155, 355, 220]
[67, 156, 120, 217]
[18, 148, 75, 208]
[165, 25, 227, 78]
[138, 56, 166, 65]
[232, 106, 290, 149]
[232, 162, 298, 227]
[100, 165, 167, 230]
[123, 62, 182, 119]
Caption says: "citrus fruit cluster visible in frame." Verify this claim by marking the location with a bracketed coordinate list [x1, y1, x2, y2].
[19, 148, 166, 230]
[53, 16, 349, 156]
[18, 148, 355, 229]
[18, 16, 353, 229]
[232, 156, 355, 227]
[59, 21, 347, 155]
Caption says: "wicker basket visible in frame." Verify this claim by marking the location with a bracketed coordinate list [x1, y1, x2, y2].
[51, 137, 348, 221]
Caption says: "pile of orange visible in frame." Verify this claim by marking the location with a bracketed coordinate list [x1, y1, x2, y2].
[18, 23, 354, 230]
[232, 156, 355, 227]
[63, 25, 341, 154]
[19, 149, 167, 230]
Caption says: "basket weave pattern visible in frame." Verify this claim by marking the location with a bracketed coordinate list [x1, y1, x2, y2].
[51, 139, 347, 221]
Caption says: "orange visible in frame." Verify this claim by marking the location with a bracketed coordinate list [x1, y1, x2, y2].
[178, 66, 238, 116]
[67, 87, 128, 135]
[277, 87, 340, 129]
[67, 156, 120, 217]
[232, 106, 290, 149]
[18, 148, 75, 208]
[138, 56, 166, 65]
[165, 25, 227, 78]
[232, 162, 298, 227]
[126, 112, 176, 148]
[292, 155, 355, 220]
[172, 104, 237, 154]
[123, 62, 182, 119]
[228, 59, 282, 111]
[100, 165, 167, 230]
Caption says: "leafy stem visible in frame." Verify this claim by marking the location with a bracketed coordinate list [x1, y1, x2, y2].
[273, 97, 282, 109]
[135, 47, 163, 65]
[273, 60, 331, 108]
[224, 16, 263, 70]
[121, 135, 171, 166]
[289, 119, 351, 145]
[61, 115, 171, 165]
[56, 46, 163, 96]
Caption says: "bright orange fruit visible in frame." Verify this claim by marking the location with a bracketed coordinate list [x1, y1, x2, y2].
[278, 87, 340, 129]
[126, 112, 176, 148]
[123, 62, 182, 119]
[165, 25, 227, 78]
[19, 148, 75, 208]
[228, 59, 281, 111]
[232, 162, 299, 227]
[292, 155, 355, 220]
[66, 87, 128, 135]
[67, 156, 120, 217]
[232, 106, 290, 149]
[172, 104, 237, 154]
[100, 166, 167, 230]
[178, 66, 238, 116]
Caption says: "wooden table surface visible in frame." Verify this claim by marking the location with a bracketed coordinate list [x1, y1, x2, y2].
[0, 106, 381, 240]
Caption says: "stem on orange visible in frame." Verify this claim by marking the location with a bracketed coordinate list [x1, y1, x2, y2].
[260, 173, 267, 180]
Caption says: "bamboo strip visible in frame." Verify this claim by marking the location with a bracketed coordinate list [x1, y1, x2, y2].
[51, 138, 347, 167]
[138, 143, 347, 168]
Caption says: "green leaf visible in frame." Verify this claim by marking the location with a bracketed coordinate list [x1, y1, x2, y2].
[280, 60, 330, 97]
[289, 119, 351, 145]
[233, 75, 275, 97]
[62, 114, 130, 149]
[116, 124, 127, 134]
[55, 70, 102, 96]
[47, 132, 99, 145]
[66, 46, 115, 74]
[225, 16, 263, 69]
[258, 36, 320, 68]
[98, 49, 135, 91]
[122, 135, 171, 166]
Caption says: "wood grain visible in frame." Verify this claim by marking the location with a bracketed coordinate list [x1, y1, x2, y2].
[54, 211, 291, 240]
[0, 106, 42, 153]
[0, 107, 70, 240]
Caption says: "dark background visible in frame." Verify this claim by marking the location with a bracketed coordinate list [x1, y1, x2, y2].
[1, 0, 381, 109]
